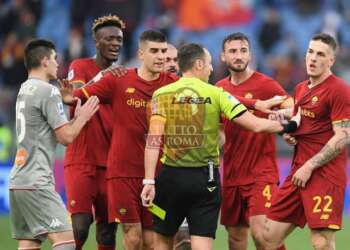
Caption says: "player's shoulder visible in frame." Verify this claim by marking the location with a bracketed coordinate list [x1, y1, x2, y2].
[328, 74, 349, 89]
[70, 57, 95, 68]
[161, 72, 180, 83]
[253, 71, 279, 85]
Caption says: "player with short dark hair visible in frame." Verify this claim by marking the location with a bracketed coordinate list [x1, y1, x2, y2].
[216, 32, 292, 250]
[60, 29, 178, 250]
[140, 42, 300, 250]
[10, 39, 99, 250]
[263, 33, 350, 250]
[63, 14, 125, 250]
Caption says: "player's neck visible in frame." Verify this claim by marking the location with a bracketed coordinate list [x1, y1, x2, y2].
[137, 66, 160, 81]
[28, 70, 50, 82]
[95, 56, 113, 69]
[229, 68, 254, 85]
[308, 70, 332, 88]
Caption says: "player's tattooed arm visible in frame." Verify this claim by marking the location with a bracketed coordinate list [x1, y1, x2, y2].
[292, 120, 350, 187]
[309, 120, 350, 168]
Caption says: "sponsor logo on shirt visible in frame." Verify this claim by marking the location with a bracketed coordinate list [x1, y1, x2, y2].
[127, 98, 147, 108]
[301, 108, 315, 118]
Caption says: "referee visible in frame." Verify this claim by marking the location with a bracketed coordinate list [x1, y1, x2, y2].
[141, 43, 299, 250]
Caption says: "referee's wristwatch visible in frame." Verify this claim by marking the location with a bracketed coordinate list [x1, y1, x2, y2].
[142, 179, 155, 185]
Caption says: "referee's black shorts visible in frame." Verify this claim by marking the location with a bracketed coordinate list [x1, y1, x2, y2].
[153, 164, 221, 238]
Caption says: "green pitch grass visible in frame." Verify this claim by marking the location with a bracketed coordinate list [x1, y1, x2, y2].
[1, 215, 349, 249]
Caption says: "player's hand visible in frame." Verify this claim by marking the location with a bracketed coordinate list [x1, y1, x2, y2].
[282, 133, 297, 146]
[58, 79, 75, 104]
[292, 162, 314, 188]
[254, 95, 287, 114]
[77, 96, 99, 122]
[102, 65, 127, 77]
[141, 184, 155, 207]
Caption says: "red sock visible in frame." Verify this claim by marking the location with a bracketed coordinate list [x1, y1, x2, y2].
[277, 245, 286, 250]
[75, 240, 84, 250]
[98, 244, 115, 250]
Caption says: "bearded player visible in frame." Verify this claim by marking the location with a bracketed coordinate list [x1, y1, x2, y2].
[216, 32, 293, 250]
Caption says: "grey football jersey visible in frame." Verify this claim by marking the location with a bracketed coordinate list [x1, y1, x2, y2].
[9, 78, 68, 189]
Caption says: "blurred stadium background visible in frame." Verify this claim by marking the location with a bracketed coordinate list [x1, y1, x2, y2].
[0, 0, 350, 249]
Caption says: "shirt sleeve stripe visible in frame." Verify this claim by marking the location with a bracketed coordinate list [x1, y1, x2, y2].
[81, 88, 90, 99]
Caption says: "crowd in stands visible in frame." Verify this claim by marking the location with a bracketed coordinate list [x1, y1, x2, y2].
[1, 0, 350, 162]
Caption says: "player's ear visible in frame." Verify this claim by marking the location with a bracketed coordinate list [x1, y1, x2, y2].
[138, 48, 144, 61]
[196, 59, 204, 70]
[220, 52, 226, 63]
[41, 56, 49, 68]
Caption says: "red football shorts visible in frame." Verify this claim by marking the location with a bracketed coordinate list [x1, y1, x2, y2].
[107, 177, 153, 228]
[221, 182, 278, 226]
[268, 173, 344, 230]
[64, 164, 108, 222]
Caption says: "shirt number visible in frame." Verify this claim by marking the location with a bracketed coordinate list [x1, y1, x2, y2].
[16, 101, 26, 143]
[312, 195, 333, 213]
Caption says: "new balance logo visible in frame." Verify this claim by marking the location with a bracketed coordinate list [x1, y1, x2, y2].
[207, 186, 216, 192]
[125, 87, 135, 93]
[50, 218, 63, 228]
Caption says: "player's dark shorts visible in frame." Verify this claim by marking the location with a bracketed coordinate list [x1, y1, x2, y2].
[153, 165, 221, 238]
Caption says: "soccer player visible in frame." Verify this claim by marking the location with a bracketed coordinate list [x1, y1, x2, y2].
[262, 33, 350, 250]
[140, 43, 300, 250]
[216, 32, 292, 250]
[63, 15, 125, 250]
[9, 39, 99, 250]
[60, 30, 178, 250]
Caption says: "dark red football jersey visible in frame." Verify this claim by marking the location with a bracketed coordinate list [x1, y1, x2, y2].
[74, 69, 179, 178]
[292, 74, 350, 187]
[64, 58, 113, 167]
[217, 72, 287, 186]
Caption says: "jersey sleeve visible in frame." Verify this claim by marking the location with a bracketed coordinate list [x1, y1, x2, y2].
[150, 90, 168, 123]
[218, 88, 247, 120]
[74, 73, 115, 104]
[67, 60, 87, 85]
[42, 86, 68, 130]
[235, 96, 257, 109]
[329, 83, 350, 123]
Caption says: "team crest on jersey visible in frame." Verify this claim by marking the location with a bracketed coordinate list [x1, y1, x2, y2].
[67, 69, 74, 81]
[311, 96, 318, 105]
[244, 92, 253, 99]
